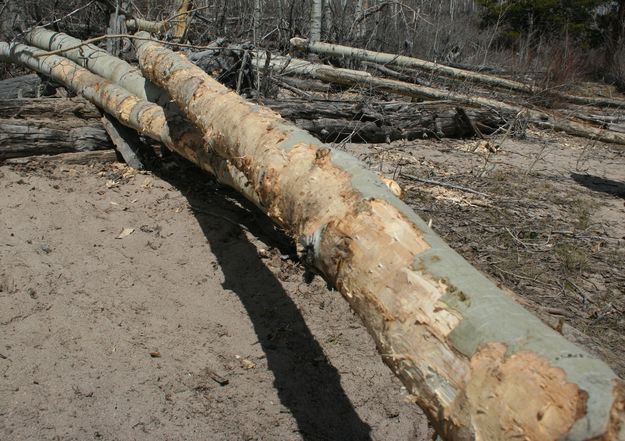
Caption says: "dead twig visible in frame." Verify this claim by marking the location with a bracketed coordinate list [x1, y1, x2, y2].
[401, 173, 490, 197]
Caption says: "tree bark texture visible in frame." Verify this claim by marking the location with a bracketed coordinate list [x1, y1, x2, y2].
[258, 53, 625, 145]
[310, 0, 323, 42]
[264, 99, 506, 142]
[134, 32, 625, 441]
[0, 74, 57, 99]
[291, 38, 625, 109]
[0, 118, 110, 159]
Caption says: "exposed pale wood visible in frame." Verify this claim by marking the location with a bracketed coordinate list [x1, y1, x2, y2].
[0, 40, 260, 209]
[291, 38, 625, 109]
[0, 118, 110, 159]
[135, 32, 625, 441]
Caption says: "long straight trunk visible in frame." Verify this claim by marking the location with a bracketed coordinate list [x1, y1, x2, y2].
[310, 0, 323, 41]
[134, 32, 625, 441]
[258, 53, 625, 145]
[291, 38, 625, 109]
[0, 42, 257, 206]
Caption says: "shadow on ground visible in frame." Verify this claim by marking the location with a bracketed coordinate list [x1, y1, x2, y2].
[571, 172, 625, 198]
[152, 158, 372, 441]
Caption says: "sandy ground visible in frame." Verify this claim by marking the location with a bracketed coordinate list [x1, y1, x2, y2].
[0, 159, 432, 440]
[1, 125, 624, 440]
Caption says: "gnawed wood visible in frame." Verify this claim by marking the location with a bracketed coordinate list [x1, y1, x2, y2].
[135, 32, 625, 441]
[0, 41, 261, 209]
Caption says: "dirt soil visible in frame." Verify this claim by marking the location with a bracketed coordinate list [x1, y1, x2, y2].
[1, 125, 624, 440]
[0, 159, 432, 440]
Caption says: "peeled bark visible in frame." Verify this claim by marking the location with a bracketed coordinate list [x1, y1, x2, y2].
[258, 53, 625, 145]
[135, 32, 625, 441]
[172, 0, 191, 42]
[291, 38, 625, 109]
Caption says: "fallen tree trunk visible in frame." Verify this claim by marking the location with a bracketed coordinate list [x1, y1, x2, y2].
[291, 38, 625, 109]
[264, 98, 506, 141]
[23, 29, 504, 143]
[0, 42, 258, 207]
[0, 97, 102, 119]
[135, 32, 625, 441]
[258, 53, 625, 145]
[0, 118, 110, 159]
[0, 74, 57, 99]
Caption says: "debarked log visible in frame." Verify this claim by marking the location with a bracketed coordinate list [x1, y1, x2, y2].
[135, 32, 625, 441]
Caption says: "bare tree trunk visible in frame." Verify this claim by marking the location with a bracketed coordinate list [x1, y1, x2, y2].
[310, 0, 323, 42]
[291, 38, 625, 108]
[257, 52, 625, 145]
[134, 32, 625, 441]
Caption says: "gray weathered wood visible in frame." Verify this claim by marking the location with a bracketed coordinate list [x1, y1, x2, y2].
[100, 113, 145, 169]
[0, 118, 111, 159]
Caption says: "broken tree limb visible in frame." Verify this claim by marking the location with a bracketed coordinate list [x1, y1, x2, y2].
[0, 41, 258, 207]
[258, 53, 625, 145]
[291, 38, 625, 109]
[135, 32, 625, 440]
[0, 118, 110, 159]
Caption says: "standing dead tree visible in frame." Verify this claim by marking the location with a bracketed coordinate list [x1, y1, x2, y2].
[127, 32, 625, 440]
